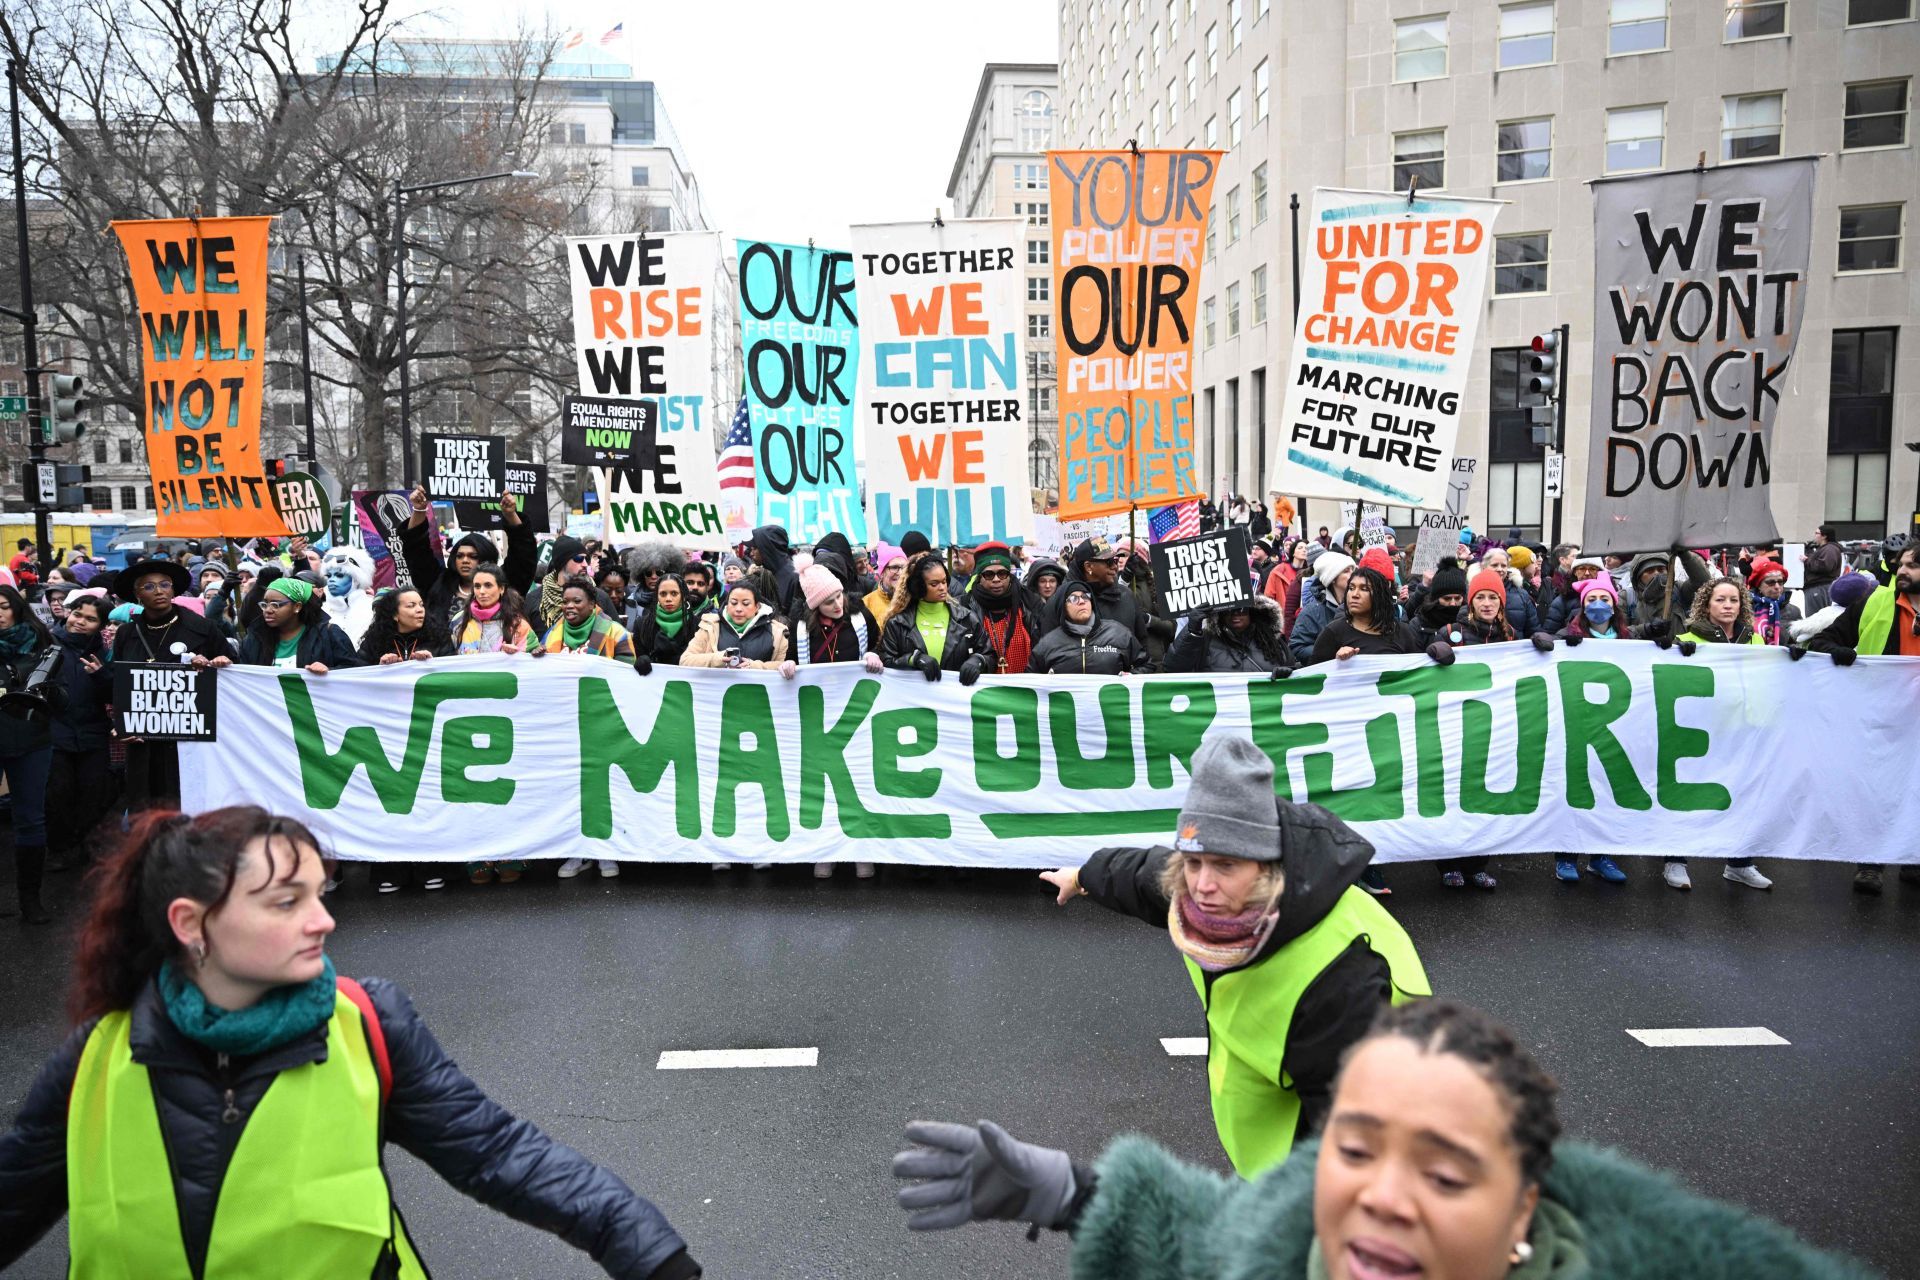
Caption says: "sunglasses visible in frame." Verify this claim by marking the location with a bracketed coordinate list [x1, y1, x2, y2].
[978, 568, 1012, 580]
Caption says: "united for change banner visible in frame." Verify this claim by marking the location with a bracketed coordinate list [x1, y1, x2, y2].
[1272, 189, 1499, 509]
[1584, 159, 1817, 551]
[852, 219, 1033, 547]
[567, 232, 730, 550]
[184, 647, 1920, 867]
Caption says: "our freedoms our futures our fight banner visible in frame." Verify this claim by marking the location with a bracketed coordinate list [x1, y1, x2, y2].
[1048, 148, 1221, 520]
[1583, 157, 1817, 552]
[184, 646, 1920, 867]
[566, 231, 731, 551]
[736, 239, 867, 545]
[111, 215, 291, 539]
[1271, 188, 1500, 510]
[851, 218, 1034, 548]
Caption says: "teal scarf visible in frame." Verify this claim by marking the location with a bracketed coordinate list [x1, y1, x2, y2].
[157, 955, 338, 1055]
[0, 622, 39, 657]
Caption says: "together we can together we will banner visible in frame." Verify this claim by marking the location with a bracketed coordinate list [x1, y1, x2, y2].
[184, 647, 1920, 867]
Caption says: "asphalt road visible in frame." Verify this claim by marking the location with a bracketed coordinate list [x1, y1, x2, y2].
[3, 851, 1916, 1278]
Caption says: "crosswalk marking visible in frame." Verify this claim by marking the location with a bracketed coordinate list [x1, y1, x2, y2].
[1160, 1037, 1208, 1056]
[1626, 1027, 1789, 1048]
[656, 1047, 820, 1069]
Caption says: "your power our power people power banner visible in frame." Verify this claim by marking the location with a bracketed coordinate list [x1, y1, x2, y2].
[566, 231, 730, 550]
[184, 647, 1919, 867]
[1272, 189, 1500, 509]
[737, 239, 866, 545]
[852, 219, 1033, 547]
[1584, 159, 1817, 551]
[1049, 148, 1220, 520]
[112, 215, 291, 538]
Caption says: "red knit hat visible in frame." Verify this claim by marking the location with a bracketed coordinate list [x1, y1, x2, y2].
[1468, 568, 1507, 605]
[1747, 558, 1785, 589]
[1359, 547, 1395, 579]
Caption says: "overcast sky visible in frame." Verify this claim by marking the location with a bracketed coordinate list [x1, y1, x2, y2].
[396, 1, 1058, 246]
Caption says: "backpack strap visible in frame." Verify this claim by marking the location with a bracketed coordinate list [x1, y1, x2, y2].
[336, 975, 392, 1109]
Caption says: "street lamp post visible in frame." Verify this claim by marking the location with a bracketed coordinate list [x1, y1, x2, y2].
[393, 169, 538, 488]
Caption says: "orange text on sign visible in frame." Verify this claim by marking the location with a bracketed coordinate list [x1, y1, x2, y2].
[589, 287, 704, 340]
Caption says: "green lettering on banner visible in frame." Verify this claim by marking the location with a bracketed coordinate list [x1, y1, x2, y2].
[578, 677, 700, 839]
[970, 686, 1041, 792]
[282, 670, 518, 813]
[441, 716, 515, 805]
[1653, 664, 1731, 812]
[1376, 663, 1495, 817]
[714, 683, 789, 840]
[796, 682, 948, 837]
[1558, 661, 1652, 811]
[1248, 673, 1328, 798]
[1049, 685, 1136, 791]
[872, 708, 946, 815]
[1249, 675, 1404, 820]
[1460, 676, 1548, 814]
[1142, 681, 1216, 787]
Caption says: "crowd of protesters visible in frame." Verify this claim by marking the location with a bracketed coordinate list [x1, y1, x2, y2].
[2, 488, 1915, 925]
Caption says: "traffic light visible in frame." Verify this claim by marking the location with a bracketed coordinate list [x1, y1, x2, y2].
[53, 464, 90, 508]
[264, 457, 289, 480]
[49, 374, 88, 444]
[1526, 333, 1560, 400]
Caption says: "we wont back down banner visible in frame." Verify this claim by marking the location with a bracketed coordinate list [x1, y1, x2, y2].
[183, 648, 1919, 867]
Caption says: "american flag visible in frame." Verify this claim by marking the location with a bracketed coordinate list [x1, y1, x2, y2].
[562, 29, 584, 50]
[718, 397, 755, 491]
[1148, 501, 1201, 543]
[601, 22, 625, 45]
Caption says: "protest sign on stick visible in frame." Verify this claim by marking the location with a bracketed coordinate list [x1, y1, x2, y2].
[114, 666, 217, 740]
[1411, 457, 1478, 580]
[561, 395, 656, 468]
[458, 462, 550, 532]
[1151, 528, 1253, 617]
[420, 433, 505, 503]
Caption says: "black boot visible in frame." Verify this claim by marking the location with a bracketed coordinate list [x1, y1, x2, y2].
[16, 844, 52, 924]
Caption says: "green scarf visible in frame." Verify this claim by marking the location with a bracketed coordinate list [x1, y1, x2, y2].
[156, 955, 339, 1056]
[561, 614, 597, 649]
[1309, 1195, 1587, 1280]
[724, 610, 754, 638]
[0, 622, 39, 656]
[654, 605, 686, 639]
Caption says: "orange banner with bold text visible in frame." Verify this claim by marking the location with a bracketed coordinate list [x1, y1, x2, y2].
[111, 215, 290, 538]
[1048, 149, 1220, 520]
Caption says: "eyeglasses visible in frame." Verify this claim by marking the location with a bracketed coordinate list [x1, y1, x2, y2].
[135, 580, 173, 594]
[1761, 577, 1785, 587]
[978, 568, 1011, 580]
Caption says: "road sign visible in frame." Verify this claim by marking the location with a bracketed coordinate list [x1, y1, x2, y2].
[0, 395, 25, 418]
[1544, 451, 1564, 500]
[26, 462, 56, 505]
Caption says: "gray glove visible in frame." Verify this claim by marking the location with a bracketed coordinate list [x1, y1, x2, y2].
[892, 1120, 1076, 1231]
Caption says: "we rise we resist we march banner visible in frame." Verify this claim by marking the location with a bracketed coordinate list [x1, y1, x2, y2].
[184, 648, 1920, 867]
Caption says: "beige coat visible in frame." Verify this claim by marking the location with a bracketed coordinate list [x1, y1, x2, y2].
[680, 605, 791, 669]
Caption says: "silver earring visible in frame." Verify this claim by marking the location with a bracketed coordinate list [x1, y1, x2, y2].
[190, 941, 207, 966]
[1510, 1241, 1534, 1266]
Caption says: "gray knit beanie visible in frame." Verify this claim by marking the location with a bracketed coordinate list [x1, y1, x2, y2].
[1174, 736, 1283, 862]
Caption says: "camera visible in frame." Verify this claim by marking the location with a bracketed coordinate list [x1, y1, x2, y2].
[1, 648, 65, 723]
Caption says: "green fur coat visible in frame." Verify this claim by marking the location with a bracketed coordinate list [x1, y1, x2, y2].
[1071, 1137, 1878, 1280]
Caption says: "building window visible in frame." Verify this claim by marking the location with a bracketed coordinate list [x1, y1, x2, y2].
[119, 485, 137, 510]
[1028, 239, 1049, 265]
[1606, 104, 1664, 172]
[1016, 201, 1049, 227]
[1494, 233, 1550, 294]
[1838, 204, 1904, 272]
[1848, 0, 1911, 21]
[1028, 276, 1050, 303]
[1203, 296, 1217, 346]
[1609, 0, 1668, 53]
[1251, 265, 1268, 325]
[1206, 217, 1216, 261]
[118, 438, 134, 464]
[1150, 103, 1164, 143]
[1725, 0, 1788, 40]
[1252, 367, 1268, 490]
[1205, 23, 1218, 76]
[1022, 162, 1049, 189]
[1488, 348, 1545, 536]
[1185, 52, 1197, 103]
[1252, 163, 1269, 222]
[1028, 313, 1051, 339]
[1228, 0, 1244, 48]
[1497, 118, 1552, 182]
[1227, 89, 1243, 147]
[1393, 129, 1445, 191]
[1257, 0, 1270, 19]
[1499, 2, 1555, 67]
[1224, 378, 1240, 481]
[1394, 15, 1448, 81]
[1825, 327, 1897, 537]
[1206, 114, 1219, 147]
[569, 122, 587, 144]
[1167, 0, 1180, 43]
[1151, 23, 1162, 64]
[1844, 79, 1909, 149]
[1226, 186, 1241, 242]
[1020, 88, 1055, 149]
[1254, 59, 1270, 122]
[547, 122, 566, 144]
[92, 438, 106, 464]
[1722, 92, 1784, 161]
[144, 485, 154, 510]
[1168, 78, 1179, 126]
[1226, 282, 1242, 337]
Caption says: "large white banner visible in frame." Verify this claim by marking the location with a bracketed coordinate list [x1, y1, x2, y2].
[852, 219, 1033, 548]
[1272, 188, 1500, 509]
[183, 647, 1920, 866]
[566, 231, 729, 550]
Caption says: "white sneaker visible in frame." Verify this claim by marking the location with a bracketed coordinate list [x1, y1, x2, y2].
[1663, 862, 1692, 891]
[597, 859, 620, 878]
[711, 862, 732, 872]
[1724, 864, 1772, 890]
[813, 861, 834, 879]
[557, 857, 587, 879]
[855, 862, 876, 879]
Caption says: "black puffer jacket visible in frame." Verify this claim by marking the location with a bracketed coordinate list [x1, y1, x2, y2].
[0, 976, 697, 1280]
[1165, 596, 1293, 674]
[1027, 618, 1147, 675]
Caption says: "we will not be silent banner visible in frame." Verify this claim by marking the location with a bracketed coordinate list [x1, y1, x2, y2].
[183, 647, 1920, 867]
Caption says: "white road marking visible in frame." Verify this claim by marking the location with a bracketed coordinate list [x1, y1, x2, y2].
[1161, 1037, 1209, 1056]
[1625, 1027, 1790, 1048]
[656, 1047, 819, 1070]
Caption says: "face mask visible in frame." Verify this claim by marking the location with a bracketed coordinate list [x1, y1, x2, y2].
[1583, 599, 1614, 624]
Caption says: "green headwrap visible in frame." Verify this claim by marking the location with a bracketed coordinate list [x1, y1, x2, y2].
[266, 577, 314, 605]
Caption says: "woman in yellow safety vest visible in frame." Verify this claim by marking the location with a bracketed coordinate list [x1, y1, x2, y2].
[0, 806, 701, 1280]
[1040, 736, 1430, 1180]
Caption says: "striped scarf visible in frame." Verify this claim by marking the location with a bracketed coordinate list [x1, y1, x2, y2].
[1167, 893, 1281, 974]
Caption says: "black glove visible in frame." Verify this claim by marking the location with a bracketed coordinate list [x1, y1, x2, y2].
[1425, 640, 1455, 667]
[958, 656, 984, 686]
[1530, 631, 1555, 653]
[1831, 646, 1858, 667]
[1562, 631, 1583, 647]
[1675, 639, 1697, 657]
[917, 654, 943, 681]
[1640, 618, 1671, 641]
[1787, 644, 1807, 661]
[893, 1120, 1077, 1232]
[1653, 633, 1674, 650]
[633, 654, 653, 676]
[1268, 665, 1292, 680]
